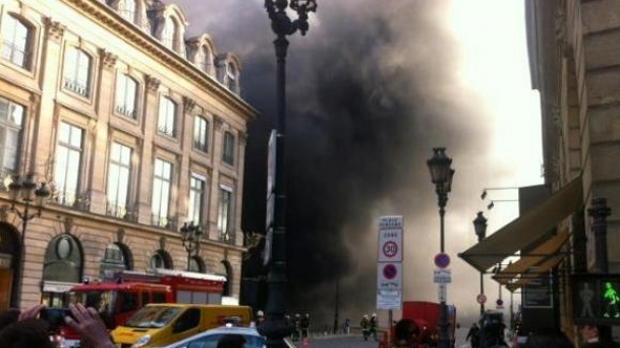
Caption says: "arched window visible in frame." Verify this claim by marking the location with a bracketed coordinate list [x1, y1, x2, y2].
[119, 0, 136, 23]
[226, 63, 237, 92]
[218, 260, 232, 296]
[196, 46, 211, 74]
[1, 15, 33, 69]
[43, 234, 83, 283]
[149, 249, 172, 269]
[161, 16, 176, 50]
[63, 46, 92, 97]
[188, 256, 205, 273]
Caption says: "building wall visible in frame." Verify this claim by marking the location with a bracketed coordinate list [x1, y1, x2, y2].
[0, 0, 258, 309]
[528, 0, 620, 337]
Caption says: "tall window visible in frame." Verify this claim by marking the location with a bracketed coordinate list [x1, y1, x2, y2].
[0, 97, 24, 175]
[217, 187, 233, 242]
[152, 158, 172, 228]
[157, 96, 176, 137]
[63, 47, 91, 97]
[119, 0, 136, 23]
[197, 46, 211, 73]
[106, 142, 132, 218]
[115, 74, 137, 119]
[193, 116, 209, 153]
[222, 131, 235, 166]
[54, 122, 83, 206]
[226, 63, 237, 92]
[1, 15, 31, 69]
[188, 174, 205, 224]
[161, 16, 177, 50]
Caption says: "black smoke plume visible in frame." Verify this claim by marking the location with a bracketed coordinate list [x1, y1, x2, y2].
[178, 0, 498, 326]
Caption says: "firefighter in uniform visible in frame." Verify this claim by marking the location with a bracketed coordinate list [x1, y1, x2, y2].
[291, 313, 301, 342]
[360, 314, 370, 341]
[300, 313, 310, 339]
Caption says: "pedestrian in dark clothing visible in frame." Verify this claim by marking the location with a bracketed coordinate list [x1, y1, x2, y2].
[360, 314, 370, 341]
[301, 313, 310, 339]
[291, 313, 301, 342]
[466, 323, 480, 348]
[344, 318, 351, 334]
[369, 313, 379, 341]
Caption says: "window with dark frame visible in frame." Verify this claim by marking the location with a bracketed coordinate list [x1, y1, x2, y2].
[157, 96, 176, 138]
[151, 158, 172, 228]
[1, 15, 32, 69]
[63, 46, 92, 97]
[188, 174, 205, 225]
[193, 116, 209, 152]
[217, 187, 233, 243]
[54, 122, 84, 207]
[222, 131, 235, 166]
[0, 97, 24, 176]
[115, 74, 138, 119]
[106, 142, 132, 218]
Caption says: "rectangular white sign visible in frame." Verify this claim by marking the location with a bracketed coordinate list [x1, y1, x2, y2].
[377, 262, 403, 290]
[378, 229, 403, 262]
[378, 216, 404, 229]
[377, 290, 402, 310]
[433, 268, 452, 284]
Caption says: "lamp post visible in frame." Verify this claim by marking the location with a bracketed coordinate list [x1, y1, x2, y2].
[473, 211, 487, 316]
[261, 1, 316, 348]
[427, 147, 454, 348]
[8, 173, 50, 308]
[180, 221, 202, 271]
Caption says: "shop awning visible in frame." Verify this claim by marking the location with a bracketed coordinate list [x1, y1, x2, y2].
[493, 227, 570, 285]
[458, 176, 582, 272]
[505, 256, 564, 292]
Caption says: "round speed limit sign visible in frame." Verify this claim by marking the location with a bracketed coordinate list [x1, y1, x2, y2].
[382, 241, 398, 258]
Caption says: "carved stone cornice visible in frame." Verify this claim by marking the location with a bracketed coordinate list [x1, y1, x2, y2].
[146, 75, 161, 93]
[100, 49, 118, 70]
[183, 96, 196, 113]
[42, 17, 66, 43]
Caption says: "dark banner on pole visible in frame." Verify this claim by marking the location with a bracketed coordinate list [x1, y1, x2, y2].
[572, 273, 620, 325]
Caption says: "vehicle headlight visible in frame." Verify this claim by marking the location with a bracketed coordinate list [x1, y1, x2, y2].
[132, 335, 152, 348]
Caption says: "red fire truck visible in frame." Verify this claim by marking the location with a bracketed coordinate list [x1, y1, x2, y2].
[53, 269, 227, 348]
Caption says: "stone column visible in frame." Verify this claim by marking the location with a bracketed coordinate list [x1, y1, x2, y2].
[233, 132, 247, 247]
[207, 115, 224, 240]
[88, 49, 117, 215]
[136, 75, 160, 225]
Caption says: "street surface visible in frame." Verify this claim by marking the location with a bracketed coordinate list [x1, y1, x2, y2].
[297, 328, 471, 348]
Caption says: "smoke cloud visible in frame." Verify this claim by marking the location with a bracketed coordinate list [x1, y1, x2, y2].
[175, 0, 514, 326]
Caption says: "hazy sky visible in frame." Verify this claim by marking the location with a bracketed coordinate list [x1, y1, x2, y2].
[172, 0, 543, 323]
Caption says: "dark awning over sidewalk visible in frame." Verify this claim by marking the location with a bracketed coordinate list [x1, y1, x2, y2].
[458, 176, 582, 273]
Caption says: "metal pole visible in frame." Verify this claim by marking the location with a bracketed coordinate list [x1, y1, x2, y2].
[438, 197, 450, 348]
[333, 280, 339, 334]
[479, 271, 485, 315]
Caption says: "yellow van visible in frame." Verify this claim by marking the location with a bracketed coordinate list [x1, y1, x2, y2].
[111, 303, 252, 347]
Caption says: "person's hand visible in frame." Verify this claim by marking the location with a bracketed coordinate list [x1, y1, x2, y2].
[17, 304, 45, 321]
[65, 303, 116, 348]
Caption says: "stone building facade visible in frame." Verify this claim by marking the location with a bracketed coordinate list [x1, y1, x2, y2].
[0, 0, 258, 310]
[526, 0, 620, 334]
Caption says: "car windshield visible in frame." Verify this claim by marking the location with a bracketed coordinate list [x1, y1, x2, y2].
[184, 333, 265, 348]
[124, 306, 182, 328]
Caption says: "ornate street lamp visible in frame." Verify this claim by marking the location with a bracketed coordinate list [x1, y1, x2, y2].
[8, 173, 50, 308]
[473, 211, 487, 315]
[261, 1, 316, 348]
[180, 221, 202, 271]
[427, 147, 454, 348]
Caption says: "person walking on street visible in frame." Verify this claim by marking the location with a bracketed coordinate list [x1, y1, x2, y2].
[360, 314, 370, 341]
[369, 313, 379, 341]
[300, 313, 310, 339]
[344, 318, 351, 335]
[291, 313, 301, 342]
[466, 323, 480, 348]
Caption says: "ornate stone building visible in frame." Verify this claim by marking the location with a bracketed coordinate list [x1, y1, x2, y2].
[0, 0, 258, 309]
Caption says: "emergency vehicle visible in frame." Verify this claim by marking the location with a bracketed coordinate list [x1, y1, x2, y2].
[54, 268, 227, 348]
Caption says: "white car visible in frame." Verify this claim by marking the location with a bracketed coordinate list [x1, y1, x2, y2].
[162, 325, 296, 348]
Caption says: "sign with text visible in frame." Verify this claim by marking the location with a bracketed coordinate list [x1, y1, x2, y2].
[378, 229, 403, 262]
[573, 273, 620, 325]
[523, 272, 553, 308]
[377, 289, 402, 310]
[377, 215, 404, 311]
[377, 262, 403, 290]
[433, 268, 452, 284]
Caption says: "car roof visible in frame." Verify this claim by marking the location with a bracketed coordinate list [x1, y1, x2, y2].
[163, 326, 262, 348]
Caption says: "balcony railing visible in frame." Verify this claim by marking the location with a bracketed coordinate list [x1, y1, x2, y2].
[152, 214, 177, 231]
[115, 104, 136, 119]
[193, 140, 208, 153]
[157, 125, 176, 138]
[64, 78, 89, 97]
